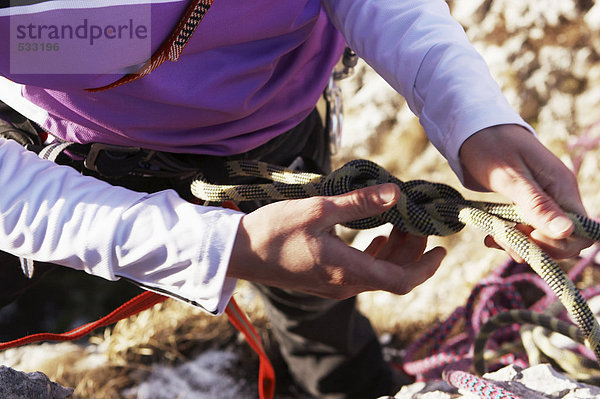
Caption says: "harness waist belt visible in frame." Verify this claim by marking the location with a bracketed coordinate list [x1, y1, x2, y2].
[30, 141, 200, 180]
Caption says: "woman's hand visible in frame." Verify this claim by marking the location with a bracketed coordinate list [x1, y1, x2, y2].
[228, 183, 446, 299]
[459, 124, 592, 260]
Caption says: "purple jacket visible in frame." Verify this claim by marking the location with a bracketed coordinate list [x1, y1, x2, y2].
[1, 0, 345, 155]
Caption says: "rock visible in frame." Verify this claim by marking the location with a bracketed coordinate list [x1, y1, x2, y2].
[448, 0, 489, 26]
[390, 380, 455, 399]
[584, 2, 600, 31]
[0, 365, 73, 399]
[486, 364, 600, 399]
[576, 83, 600, 128]
[122, 350, 259, 399]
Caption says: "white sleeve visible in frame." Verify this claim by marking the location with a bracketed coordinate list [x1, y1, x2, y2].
[322, 0, 534, 183]
[0, 138, 243, 315]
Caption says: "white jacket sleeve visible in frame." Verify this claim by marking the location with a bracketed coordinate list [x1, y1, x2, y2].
[322, 0, 534, 183]
[0, 138, 242, 314]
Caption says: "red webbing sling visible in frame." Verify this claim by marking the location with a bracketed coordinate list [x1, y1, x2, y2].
[0, 291, 165, 347]
[225, 298, 276, 399]
[222, 201, 276, 399]
[0, 292, 275, 399]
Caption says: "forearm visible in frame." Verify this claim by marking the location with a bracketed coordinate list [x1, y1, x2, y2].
[322, 0, 532, 180]
[0, 138, 243, 314]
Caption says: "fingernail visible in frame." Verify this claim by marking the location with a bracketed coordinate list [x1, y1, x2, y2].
[549, 216, 572, 235]
[378, 184, 396, 205]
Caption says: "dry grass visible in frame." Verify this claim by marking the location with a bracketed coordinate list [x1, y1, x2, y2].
[0, 300, 232, 398]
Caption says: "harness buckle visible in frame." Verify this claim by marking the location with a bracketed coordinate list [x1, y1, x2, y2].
[84, 142, 144, 177]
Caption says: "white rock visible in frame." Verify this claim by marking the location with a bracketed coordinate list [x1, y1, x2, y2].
[123, 350, 258, 399]
[391, 380, 454, 399]
[519, 364, 580, 392]
[497, 0, 578, 31]
[584, 2, 600, 31]
[393, 365, 600, 398]
[575, 86, 600, 128]
[449, 0, 488, 26]
[340, 61, 402, 152]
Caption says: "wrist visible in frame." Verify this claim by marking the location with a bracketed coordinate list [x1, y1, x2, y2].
[459, 124, 535, 191]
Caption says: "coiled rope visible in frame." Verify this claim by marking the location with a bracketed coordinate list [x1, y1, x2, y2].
[191, 158, 600, 369]
[473, 309, 585, 374]
[400, 256, 600, 385]
[443, 369, 523, 399]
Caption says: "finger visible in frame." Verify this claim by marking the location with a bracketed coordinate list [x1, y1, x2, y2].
[519, 144, 588, 239]
[320, 237, 444, 298]
[372, 246, 447, 295]
[522, 152, 587, 216]
[378, 230, 427, 263]
[375, 228, 408, 259]
[483, 223, 533, 262]
[319, 183, 400, 227]
[363, 235, 388, 257]
[529, 229, 592, 259]
[484, 235, 525, 263]
[460, 126, 587, 241]
[484, 235, 502, 250]
[503, 173, 575, 240]
[496, 223, 536, 263]
[486, 225, 591, 260]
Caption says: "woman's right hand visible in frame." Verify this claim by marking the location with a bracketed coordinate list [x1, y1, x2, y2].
[227, 183, 446, 299]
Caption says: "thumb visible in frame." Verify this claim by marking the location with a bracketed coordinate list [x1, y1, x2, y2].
[320, 183, 400, 227]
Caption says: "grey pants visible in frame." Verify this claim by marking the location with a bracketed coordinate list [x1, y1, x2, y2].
[0, 108, 394, 398]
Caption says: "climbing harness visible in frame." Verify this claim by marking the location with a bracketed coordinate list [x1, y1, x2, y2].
[225, 295, 275, 399]
[0, 105, 329, 399]
[0, 291, 165, 348]
[190, 158, 600, 375]
[0, 196, 276, 397]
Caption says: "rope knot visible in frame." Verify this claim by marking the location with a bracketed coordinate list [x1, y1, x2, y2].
[323, 159, 467, 236]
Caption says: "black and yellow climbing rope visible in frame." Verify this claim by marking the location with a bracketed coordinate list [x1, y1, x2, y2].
[191, 158, 600, 367]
